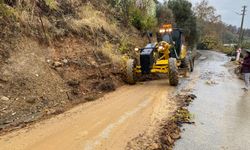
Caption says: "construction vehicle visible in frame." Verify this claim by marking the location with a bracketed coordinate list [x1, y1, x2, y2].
[126, 24, 194, 86]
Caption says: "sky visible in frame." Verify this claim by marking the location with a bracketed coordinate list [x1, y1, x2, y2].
[159, 0, 250, 28]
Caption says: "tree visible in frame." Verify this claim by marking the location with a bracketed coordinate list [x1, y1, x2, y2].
[168, 0, 198, 47]
[120, 0, 131, 27]
[194, 0, 223, 41]
[194, 0, 221, 23]
[156, 1, 174, 25]
[194, 0, 231, 50]
[109, 0, 157, 31]
[131, 0, 157, 31]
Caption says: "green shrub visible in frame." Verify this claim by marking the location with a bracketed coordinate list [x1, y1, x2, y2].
[0, 3, 16, 17]
[44, 0, 58, 10]
[130, 8, 157, 31]
[130, 8, 143, 30]
[242, 41, 250, 49]
[197, 35, 219, 49]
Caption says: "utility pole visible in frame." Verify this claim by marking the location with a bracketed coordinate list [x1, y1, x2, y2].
[238, 5, 247, 47]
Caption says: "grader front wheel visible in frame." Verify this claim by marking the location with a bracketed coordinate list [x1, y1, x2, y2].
[126, 59, 137, 85]
[169, 58, 179, 86]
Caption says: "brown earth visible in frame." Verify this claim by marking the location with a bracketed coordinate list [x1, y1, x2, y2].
[0, 79, 196, 150]
[0, 80, 177, 150]
[0, 0, 146, 133]
[126, 93, 196, 150]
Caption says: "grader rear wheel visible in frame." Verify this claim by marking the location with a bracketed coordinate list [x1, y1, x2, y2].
[183, 57, 191, 77]
[126, 59, 137, 85]
[169, 58, 179, 86]
[190, 57, 194, 72]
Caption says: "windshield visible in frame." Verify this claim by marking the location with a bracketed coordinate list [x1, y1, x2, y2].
[162, 34, 171, 43]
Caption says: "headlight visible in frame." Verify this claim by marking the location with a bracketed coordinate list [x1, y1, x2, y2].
[134, 48, 139, 52]
[166, 28, 173, 32]
[158, 46, 164, 50]
[159, 29, 165, 33]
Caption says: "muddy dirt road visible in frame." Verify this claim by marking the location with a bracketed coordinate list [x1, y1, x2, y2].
[0, 79, 179, 150]
[175, 51, 250, 150]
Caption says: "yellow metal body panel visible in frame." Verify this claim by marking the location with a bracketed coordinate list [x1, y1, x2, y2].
[162, 24, 172, 29]
[156, 60, 168, 65]
[135, 66, 141, 73]
[151, 65, 168, 73]
[134, 45, 171, 74]
[133, 38, 185, 75]
[135, 64, 169, 74]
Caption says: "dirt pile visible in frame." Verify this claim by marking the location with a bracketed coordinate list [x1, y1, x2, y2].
[0, 0, 145, 133]
[126, 94, 196, 150]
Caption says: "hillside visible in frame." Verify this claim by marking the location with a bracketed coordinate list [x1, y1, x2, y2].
[0, 0, 146, 133]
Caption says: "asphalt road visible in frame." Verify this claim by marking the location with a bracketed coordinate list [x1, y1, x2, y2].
[175, 50, 250, 150]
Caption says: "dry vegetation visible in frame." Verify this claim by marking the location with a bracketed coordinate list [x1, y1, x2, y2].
[67, 4, 120, 37]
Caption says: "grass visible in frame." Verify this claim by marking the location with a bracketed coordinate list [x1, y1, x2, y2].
[67, 3, 119, 36]
[118, 35, 130, 54]
[100, 42, 125, 67]
[44, 0, 58, 10]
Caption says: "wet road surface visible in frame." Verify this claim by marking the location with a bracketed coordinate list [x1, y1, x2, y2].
[175, 50, 250, 150]
[0, 80, 177, 150]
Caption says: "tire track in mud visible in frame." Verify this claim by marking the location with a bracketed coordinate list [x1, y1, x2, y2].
[84, 98, 151, 150]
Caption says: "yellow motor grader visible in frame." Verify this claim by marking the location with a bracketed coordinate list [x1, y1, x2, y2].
[126, 24, 194, 86]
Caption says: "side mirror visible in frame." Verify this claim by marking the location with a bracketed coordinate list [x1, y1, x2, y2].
[147, 32, 153, 43]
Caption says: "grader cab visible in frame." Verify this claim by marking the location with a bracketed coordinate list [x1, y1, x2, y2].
[126, 24, 194, 86]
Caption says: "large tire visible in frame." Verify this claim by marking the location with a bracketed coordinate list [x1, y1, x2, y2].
[169, 58, 179, 86]
[190, 57, 194, 72]
[181, 56, 191, 77]
[183, 56, 194, 73]
[184, 57, 191, 73]
[126, 59, 137, 85]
